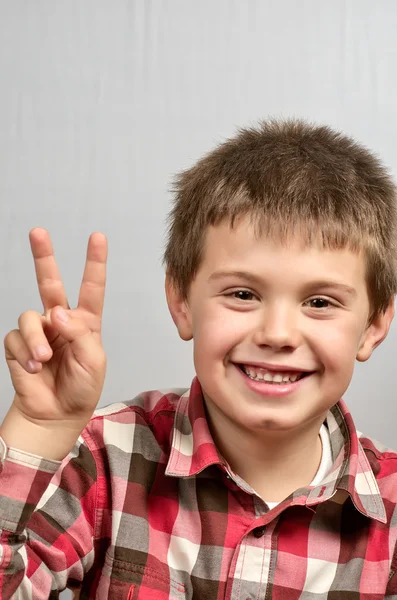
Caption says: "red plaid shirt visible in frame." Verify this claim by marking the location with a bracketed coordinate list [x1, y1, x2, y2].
[1, 376, 397, 599]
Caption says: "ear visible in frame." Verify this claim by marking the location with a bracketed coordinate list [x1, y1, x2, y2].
[356, 297, 395, 362]
[165, 273, 193, 341]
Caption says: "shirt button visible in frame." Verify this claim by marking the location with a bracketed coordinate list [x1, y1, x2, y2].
[253, 526, 266, 538]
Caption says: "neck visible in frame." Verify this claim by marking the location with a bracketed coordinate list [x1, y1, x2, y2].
[204, 396, 325, 503]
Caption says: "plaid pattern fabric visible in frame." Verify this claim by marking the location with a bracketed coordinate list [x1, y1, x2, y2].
[1, 376, 397, 599]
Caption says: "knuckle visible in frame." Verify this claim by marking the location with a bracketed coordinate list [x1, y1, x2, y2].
[4, 329, 18, 348]
[24, 332, 40, 349]
[18, 310, 40, 327]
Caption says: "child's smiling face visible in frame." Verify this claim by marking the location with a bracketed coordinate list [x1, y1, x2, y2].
[167, 216, 394, 438]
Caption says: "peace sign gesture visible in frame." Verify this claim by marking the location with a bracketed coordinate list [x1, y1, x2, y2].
[3, 228, 108, 457]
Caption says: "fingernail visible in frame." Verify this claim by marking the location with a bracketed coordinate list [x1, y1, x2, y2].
[36, 346, 49, 359]
[35, 345, 49, 359]
[27, 360, 40, 372]
[57, 307, 69, 323]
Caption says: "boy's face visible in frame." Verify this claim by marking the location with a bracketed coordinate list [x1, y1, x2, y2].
[167, 217, 393, 437]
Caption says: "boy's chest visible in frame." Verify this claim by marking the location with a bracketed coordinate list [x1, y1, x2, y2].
[77, 475, 394, 599]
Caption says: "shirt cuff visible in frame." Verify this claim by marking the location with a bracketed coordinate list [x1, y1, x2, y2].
[0, 435, 61, 534]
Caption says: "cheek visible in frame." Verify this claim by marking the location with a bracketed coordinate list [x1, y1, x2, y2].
[192, 305, 248, 355]
[309, 320, 361, 372]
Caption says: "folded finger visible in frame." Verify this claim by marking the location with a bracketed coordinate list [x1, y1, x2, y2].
[4, 329, 43, 374]
[18, 310, 53, 362]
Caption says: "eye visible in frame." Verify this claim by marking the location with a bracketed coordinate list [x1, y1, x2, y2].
[305, 297, 334, 309]
[227, 290, 257, 301]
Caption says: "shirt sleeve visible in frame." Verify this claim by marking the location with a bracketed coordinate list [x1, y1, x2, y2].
[385, 541, 397, 598]
[0, 432, 98, 599]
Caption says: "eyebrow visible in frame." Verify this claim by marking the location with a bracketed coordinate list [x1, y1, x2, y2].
[207, 270, 357, 297]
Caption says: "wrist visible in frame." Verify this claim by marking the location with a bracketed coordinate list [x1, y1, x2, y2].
[0, 403, 88, 461]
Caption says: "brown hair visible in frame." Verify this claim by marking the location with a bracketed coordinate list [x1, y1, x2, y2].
[163, 118, 397, 320]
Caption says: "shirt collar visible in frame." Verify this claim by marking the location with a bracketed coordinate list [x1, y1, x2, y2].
[166, 377, 386, 523]
[166, 377, 225, 477]
[306, 399, 386, 523]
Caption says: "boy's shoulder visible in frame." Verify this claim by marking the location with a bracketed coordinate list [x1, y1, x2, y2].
[357, 429, 397, 460]
[78, 387, 190, 463]
[356, 430, 397, 498]
[91, 387, 189, 421]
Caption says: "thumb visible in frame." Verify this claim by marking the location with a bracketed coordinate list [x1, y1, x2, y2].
[50, 306, 104, 372]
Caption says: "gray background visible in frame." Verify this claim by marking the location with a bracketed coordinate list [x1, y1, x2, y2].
[1, 1, 397, 596]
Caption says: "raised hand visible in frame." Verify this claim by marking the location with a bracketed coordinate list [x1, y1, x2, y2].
[3, 228, 108, 436]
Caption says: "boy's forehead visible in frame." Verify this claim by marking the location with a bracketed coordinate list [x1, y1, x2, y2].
[200, 218, 367, 283]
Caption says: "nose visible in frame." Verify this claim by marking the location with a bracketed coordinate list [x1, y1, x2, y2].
[252, 302, 301, 350]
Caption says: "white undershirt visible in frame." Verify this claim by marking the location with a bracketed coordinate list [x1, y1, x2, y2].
[265, 423, 333, 509]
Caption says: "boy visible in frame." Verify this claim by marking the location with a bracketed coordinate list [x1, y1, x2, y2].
[1, 118, 397, 599]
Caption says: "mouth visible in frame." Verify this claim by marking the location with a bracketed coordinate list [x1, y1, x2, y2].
[236, 363, 313, 384]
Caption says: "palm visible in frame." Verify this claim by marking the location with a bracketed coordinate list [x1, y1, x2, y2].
[6, 229, 107, 425]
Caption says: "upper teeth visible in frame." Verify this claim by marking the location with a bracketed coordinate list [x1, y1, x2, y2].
[242, 365, 301, 383]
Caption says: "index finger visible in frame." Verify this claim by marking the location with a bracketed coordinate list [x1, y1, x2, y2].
[77, 232, 108, 317]
[29, 228, 69, 312]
